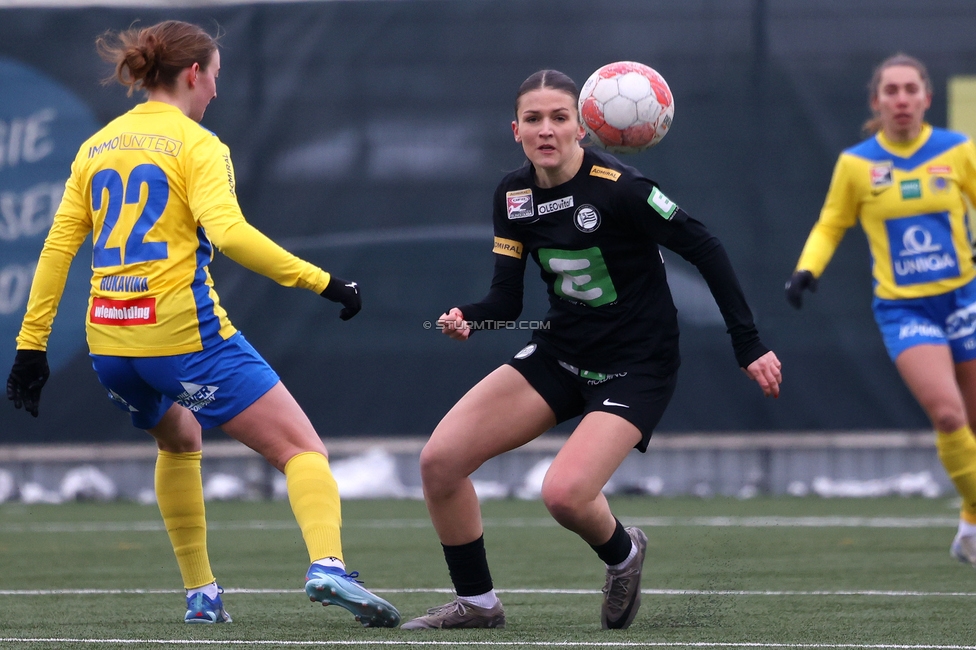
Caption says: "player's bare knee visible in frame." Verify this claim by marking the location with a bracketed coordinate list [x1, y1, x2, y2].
[418, 444, 458, 493]
[934, 415, 967, 433]
[541, 481, 583, 524]
[931, 406, 966, 433]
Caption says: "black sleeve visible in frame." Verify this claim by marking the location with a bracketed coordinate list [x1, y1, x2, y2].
[455, 181, 528, 330]
[661, 209, 769, 367]
[458, 254, 526, 328]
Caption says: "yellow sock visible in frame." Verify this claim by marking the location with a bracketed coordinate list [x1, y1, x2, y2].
[935, 426, 976, 523]
[155, 450, 214, 590]
[285, 451, 343, 563]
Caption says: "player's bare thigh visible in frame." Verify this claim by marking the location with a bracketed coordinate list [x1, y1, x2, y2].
[421, 365, 556, 481]
[221, 381, 328, 471]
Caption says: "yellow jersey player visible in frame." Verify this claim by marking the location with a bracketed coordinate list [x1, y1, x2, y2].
[787, 53, 976, 567]
[5, 20, 399, 628]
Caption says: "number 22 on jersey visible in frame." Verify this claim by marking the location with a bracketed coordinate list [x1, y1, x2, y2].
[92, 163, 170, 268]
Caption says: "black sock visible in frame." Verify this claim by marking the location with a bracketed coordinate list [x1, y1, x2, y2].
[590, 518, 632, 566]
[442, 535, 494, 597]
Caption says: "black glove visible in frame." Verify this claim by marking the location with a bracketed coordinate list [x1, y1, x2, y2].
[7, 349, 50, 417]
[321, 276, 362, 321]
[785, 270, 818, 310]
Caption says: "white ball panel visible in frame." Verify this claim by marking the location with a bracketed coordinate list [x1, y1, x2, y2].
[591, 77, 620, 104]
[636, 96, 663, 123]
[616, 72, 652, 102]
[602, 95, 637, 129]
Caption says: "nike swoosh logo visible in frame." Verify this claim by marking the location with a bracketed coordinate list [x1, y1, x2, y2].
[602, 399, 630, 408]
[871, 187, 889, 196]
[605, 587, 639, 629]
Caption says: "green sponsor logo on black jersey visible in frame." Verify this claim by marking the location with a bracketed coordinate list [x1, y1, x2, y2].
[648, 187, 678, 219]
[538, 247, 617, 307]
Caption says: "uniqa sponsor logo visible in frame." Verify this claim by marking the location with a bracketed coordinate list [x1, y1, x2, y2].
[893, 253, 956, 276]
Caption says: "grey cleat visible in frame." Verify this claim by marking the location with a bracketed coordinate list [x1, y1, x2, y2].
[951, 533, 976, 566]
[601, 526, 647, 630]
[400, 598, 506, 630]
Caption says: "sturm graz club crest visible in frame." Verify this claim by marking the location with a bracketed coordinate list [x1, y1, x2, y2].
[574, 204, 601, 232]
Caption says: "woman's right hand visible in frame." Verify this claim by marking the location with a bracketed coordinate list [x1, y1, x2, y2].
[437, 307, 471, 341]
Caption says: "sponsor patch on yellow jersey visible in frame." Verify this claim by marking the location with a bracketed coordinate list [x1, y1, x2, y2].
[589, 165, 621, 181]
[493, 236, 524, 259]
[120, 132, 183, 156]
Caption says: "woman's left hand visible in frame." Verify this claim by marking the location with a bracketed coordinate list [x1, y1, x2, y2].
[742, 351, 782, 398]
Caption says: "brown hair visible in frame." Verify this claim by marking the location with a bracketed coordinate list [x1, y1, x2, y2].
[862, 53, 932, 136]
[514, 69, 580, 119]
[96, 20, 218, 96]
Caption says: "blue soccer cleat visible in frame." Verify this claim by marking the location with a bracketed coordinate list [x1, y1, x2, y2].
[304, 564, 400, 628]
[184, 587, 232, 624]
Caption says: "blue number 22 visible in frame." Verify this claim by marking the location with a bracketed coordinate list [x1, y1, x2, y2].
[92, 164, 170, 268]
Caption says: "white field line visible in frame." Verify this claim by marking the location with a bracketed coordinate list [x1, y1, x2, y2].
[0, 516, 960, 534]
[1, 638, 976, 648]
[1, 587, 975, 597]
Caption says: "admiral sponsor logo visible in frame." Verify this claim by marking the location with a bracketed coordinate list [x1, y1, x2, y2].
[89, 297, 156, 325]
[647, 186, 678, 220]
[870, 162, 893, 188]
[506, 188, 535, 220]
[177, 381, 219, 413]
[927, 165, 952, 175]
[99, 275, 149, 293]
[574, 204, 601, 232]
[589, 165, 621, 181]
[900, 179, 922, 199]
[538, 196, 574, 215]
[493, 236, 524, 259]
[222, 152, 236, 196]
[119, 132, 183, 157]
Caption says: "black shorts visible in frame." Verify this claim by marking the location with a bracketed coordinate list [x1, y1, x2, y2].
[506, 342, 677, 453]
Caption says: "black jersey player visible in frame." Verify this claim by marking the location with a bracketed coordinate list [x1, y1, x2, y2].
[400, 69, 782, 631]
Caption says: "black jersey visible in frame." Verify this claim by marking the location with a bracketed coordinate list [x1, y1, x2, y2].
[460, 148, 767, 374]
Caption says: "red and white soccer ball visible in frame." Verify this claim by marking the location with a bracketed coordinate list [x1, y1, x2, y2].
[578, 61, 674, 154]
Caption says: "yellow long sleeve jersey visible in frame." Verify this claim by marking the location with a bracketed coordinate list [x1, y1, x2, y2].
[796, 124, 976, 300]
[17, 102, 331, 356]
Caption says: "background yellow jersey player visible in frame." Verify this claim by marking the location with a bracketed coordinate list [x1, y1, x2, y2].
[794, 120, 976, 301]
[787, 53, 976, 571]
[5, 20, 399, 628]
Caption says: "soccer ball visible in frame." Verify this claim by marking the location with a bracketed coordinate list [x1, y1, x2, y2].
[578, 61, 674, 154]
